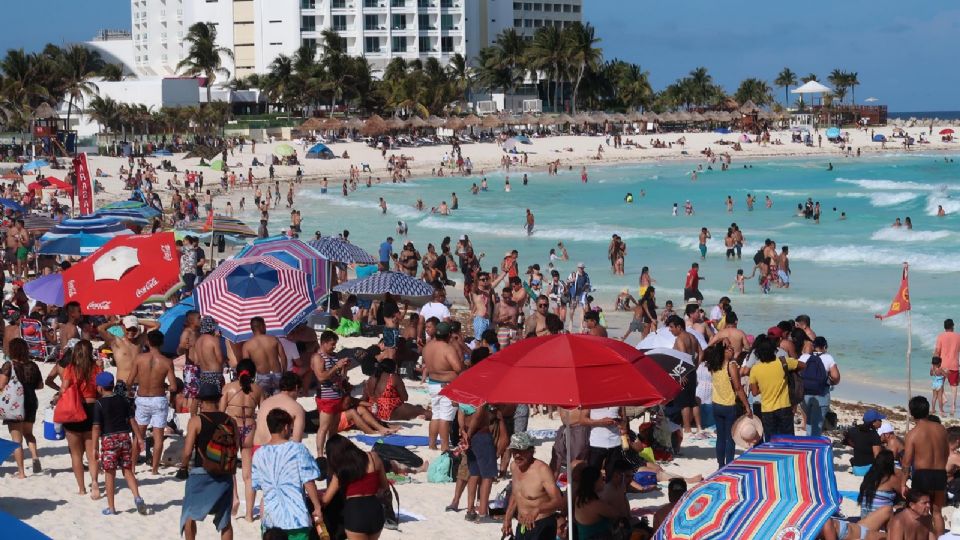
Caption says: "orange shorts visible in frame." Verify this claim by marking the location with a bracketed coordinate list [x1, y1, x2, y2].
[316, 397, 343, 415]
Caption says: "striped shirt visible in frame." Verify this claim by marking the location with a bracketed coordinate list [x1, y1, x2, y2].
[317, 352, 342, 400]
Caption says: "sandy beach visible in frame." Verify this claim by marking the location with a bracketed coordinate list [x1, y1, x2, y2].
[2, 124, 959, 539]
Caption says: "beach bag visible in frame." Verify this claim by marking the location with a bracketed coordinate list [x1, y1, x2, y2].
[489, 483, 512, 516]
[53, 382, 86, 424]
[780, 357, 805, 406]
[198, 413, 238, 475]
[372, 442, 423, 469]
[380, 482, 400, 531]
[335, 318, 361, 337]
[801, 353, 830, 396]
[427, 451, 455, 483]
[0, 362, 25, 421]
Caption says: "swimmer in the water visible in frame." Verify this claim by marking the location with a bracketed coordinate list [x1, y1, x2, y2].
[892, 217, 902, 228]
[840, 212, 847, 220]
[827, 162, 833, 171]
[938, 205, 947, 217]
[905, 216, 913, 229]
[625, 192, 634, 203]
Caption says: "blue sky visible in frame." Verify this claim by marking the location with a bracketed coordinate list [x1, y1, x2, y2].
[2, 1, 957, 111]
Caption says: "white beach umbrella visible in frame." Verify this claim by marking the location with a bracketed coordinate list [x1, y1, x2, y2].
[864, 97, 879, 103]
[791, 80, 832, 95]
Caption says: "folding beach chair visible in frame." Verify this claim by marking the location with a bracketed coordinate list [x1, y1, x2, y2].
[19, 318, 50, 360]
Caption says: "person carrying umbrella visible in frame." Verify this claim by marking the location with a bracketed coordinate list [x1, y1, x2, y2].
[501, 432, 564, 540]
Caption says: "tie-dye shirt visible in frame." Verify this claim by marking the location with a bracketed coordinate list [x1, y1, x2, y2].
[252, 441, 321, 530]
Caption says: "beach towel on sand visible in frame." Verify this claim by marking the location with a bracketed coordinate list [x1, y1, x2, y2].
[353, 434, 432, 447]
[180, 467, 233, 534]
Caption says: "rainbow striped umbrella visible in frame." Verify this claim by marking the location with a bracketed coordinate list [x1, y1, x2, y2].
[654, 436, 840, 540]
[194, 256, 315, 342]
[236, 236, 329, 302]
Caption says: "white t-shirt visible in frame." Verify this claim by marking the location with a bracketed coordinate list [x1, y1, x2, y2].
[798, 352, 837, 372]
[588, 407, 620, 449]
[419, 302, 451, 322]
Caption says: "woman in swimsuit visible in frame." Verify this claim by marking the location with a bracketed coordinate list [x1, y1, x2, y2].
[220, 359, 263, 522]
[363, 360, 431, 422]
[858, 450, 902, 520]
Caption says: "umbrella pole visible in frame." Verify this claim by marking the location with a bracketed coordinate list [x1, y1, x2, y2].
[566, 420, 574, 540]
[326, 259, 333, 312]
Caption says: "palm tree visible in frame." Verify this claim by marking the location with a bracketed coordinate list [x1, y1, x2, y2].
[527, 25, 566, 111]
[564, 22, 602, 114]
[445, 53, 473, 110]
[99, 63, 128, 82]
[87, 95, 120, 137]
[828, 69, 848, 103]
[801, 73, 818, 83]
[615, 62, 653, 111]
[847, 71, 859, 105]
[176, 22, 234, 103]
[734, 78, 773, 107]
[774, 67, 797, 106]
[59, 45, 104, 131]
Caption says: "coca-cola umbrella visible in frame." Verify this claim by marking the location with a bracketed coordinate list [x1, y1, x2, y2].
[194, 256, 315, 342]
[61, 232, 183, 315]
[440, 334, 682, 540]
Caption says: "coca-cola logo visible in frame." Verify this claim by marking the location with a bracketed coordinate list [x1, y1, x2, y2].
[87, 301, 112, 311]
[67, 279, 77, 297]
[160, 244, 173, 261]
[136, 277, 158, 298]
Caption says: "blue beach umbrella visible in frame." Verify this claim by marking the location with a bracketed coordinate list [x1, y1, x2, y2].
[94, 202, 161, 225]
[38, 215, 133, 256]
[872, 134, 887, 142]
[21, 159, 49, 172]
[714, 127, 732, 134]
[23, 273, 64, 306]
[0, 198, 25, 213]
[158, 296, 195, 355]
[307, 237, 377, 264]
[514, 135, 532, 144]
[236, 236, 328, 303]
[825, 127, 841, 139]
[333, 270, 434, 304]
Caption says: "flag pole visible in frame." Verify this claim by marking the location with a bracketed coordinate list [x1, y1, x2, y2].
[904, 262, 912, 431]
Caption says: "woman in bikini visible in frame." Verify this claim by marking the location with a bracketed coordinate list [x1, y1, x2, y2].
[219, 358, 263, 522]
[363, 360, 431, 422]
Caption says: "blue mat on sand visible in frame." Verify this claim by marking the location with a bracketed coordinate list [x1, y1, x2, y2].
[839, 490, 860, 502]
[353, 435, 433, 447]
[0, 512, 50, 539]
[0, 438, 18, 462]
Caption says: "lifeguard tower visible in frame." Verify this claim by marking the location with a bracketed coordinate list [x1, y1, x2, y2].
[31, 103, 74, 157]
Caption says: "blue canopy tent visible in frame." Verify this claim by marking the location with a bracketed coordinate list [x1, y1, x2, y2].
[22, 159, 49, 172]
[825, 127, 842, 140]
[0, 198, 25, 213]
[306, 143, 334, 159]
[872, 134, 887, 143]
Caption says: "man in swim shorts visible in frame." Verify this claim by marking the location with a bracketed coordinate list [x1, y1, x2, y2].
[501, 433, 563, 540]
[902, 395, 949, 536]
[935, 319, 960, 415]
[698, 227, 711, 259]
[422, 323, 463, 452]
[127, 330, 177, 475]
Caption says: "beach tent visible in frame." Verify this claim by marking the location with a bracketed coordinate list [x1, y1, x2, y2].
[210, 159, 226, 171]
[825, 127, 841, 139]
[306, 143, 334, 159]
[872, 134, 887, 142]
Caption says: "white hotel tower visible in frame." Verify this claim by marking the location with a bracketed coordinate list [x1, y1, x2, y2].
[126, 0, 582, 80]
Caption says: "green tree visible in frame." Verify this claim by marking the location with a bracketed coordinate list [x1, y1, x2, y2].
[847, 71, 859, 105]
[176, 22, 234, 103]
[774, 67, 797, 106]
[527, 25, 567, 111]
[734, 78, 773, 107]
[616, 62, 654, 111]
[445, 53, 474, 110]
[828, 69, 848, 103]
[564, 22, 602, 114]
[59, 45, 104, 131]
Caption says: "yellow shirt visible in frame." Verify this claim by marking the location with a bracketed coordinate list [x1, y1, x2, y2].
[749, 357, 799, 412]
[711, 361, 737, 407]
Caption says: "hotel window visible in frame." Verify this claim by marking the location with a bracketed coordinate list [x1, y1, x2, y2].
[514, 18, 521, 27]
[300, 0, 315, 8]
[363, 0, 377, 7]
[337, 36, 348, 50]
[391, 0, 405, 6]
[392, 14, 407, 29]
[418, 0, 430, 7]
[418, 36, 431, 51]
[533, 19, 542, 27]
[332, 14, 347, 30]
[513, 2, 522, 9]
[523, 18, 532, 27]
[533, 3, 541, 10]
[572, 4, 580, 12]
[392, 36, 408, 52]
[440, 36, 453, 52]
[332, 0, 346, 7]
[418, 14, 430, 27]
[563, 3, 571, 11]
[365, 36, 381, 52]
[365, 14, 379, 29]
[302, 38, 317, 48]
[440, 13, 453, 30]
[524, 3, 532, 9]
[440, 0, 453, 7]
[301, 15, 316, 31]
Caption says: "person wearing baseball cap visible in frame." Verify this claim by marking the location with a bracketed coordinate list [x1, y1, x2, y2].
[848, 409, 885, 476]
[501, 432, 563, 540]
[96, 315, 159, 400]
[92, 370, 148, 515]
[422, 321, 463, 453]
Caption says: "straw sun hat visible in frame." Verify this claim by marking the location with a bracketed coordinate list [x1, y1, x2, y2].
[732, 415, 764, 448]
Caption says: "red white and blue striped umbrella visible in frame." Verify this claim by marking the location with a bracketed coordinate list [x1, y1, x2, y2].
[308, 236, 377, 264]
[654, 436, 840, 540]
[235, 236, 328, 303]
[194, 256, 315, 342]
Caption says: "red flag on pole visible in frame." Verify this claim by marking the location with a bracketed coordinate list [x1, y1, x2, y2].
[72, 153, 94, 215]
[876, 263, 910, 320]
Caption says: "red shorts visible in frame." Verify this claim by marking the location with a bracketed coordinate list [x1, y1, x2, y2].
[949, 370, 959, 387]
[316, 397, 343, 415]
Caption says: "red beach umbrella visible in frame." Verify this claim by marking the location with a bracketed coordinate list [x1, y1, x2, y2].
[440, 334, 681, 408]
[62, 232, 183, 315]
[940, 128, 955, 135]
[44, 177, 74, 192]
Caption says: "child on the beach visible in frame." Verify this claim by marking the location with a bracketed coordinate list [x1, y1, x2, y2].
[932, 356, 947, 414]
[380, 302, 401, 361]
[92, 372, 147, 515]
[735, 269, 745, 293]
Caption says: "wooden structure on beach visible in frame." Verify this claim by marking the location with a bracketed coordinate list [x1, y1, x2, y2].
[32, 103, 74, 157]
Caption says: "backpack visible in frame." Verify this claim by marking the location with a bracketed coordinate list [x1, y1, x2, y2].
[779, 357, 805, 406]
[427, 450, 455, 483]
[198, 413, 238, 476]
[753, 249, 765, 266]
[801, 353, 830, 396]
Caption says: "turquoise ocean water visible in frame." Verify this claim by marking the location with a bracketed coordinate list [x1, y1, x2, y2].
[245, 152, 960, 403]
